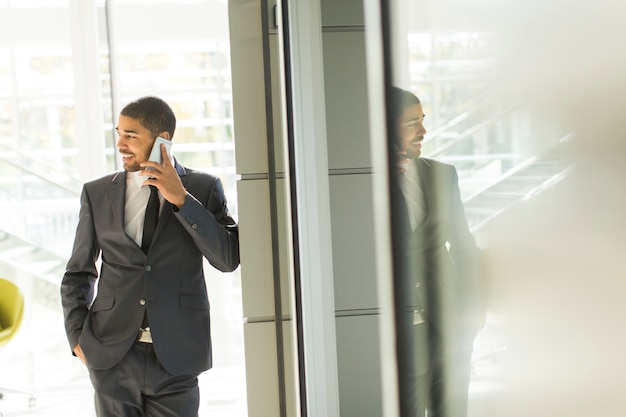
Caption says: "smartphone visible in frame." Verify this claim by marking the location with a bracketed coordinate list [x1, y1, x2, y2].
[135, 136, 172, 187]
[148, 136, 172, 166]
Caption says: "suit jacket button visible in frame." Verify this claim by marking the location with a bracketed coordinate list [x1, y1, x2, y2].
[139, 298, 146, 306]
[191, 224, 199, 230]
[145, 265, 152, 272]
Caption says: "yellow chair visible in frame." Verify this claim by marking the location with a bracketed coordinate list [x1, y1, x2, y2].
[0, 278, 35, 410]
[0, 278, 24, 347]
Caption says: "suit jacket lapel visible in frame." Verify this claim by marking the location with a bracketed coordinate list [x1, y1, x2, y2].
[109, 170, 128, 236]
[109, 170, 143, 249]
[415, 158, 433, 223]
[107, 160, 188, 249]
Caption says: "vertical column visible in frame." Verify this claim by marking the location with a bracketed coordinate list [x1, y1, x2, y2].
[228, 1, 282, 416]
[69, 0, 107, 180]
[284, 0, 340, 416]
[319, 0, 385, 416]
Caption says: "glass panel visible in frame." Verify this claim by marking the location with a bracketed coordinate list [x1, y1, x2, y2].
[384, 0, 626, 416]
[0, 1, 245, 416]
[107, 2, 245, 415]
[0, 3, 86, 416]
[0, 7, 78, 253]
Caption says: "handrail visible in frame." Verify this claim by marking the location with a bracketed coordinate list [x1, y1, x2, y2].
[0, 229, 67, 282]
[0, 136, 81, 196]
[425, 103, 519, 158]
[425, 96, 495, 142]
[463, 132, 575, 204]
[0, 136, 79, 179]
[469, 165, 573, 233]
[0, 156, 80, 196]
[463, 156, 538, 203]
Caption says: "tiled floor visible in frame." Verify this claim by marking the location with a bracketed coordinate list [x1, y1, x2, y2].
[0, 369, 248, 417]
[1, 303, 504, 417]
[0, 304, 248, 417]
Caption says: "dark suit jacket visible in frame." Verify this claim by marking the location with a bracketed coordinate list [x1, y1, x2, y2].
[61, 159, 239, 376]
[395, 157, 485, 338]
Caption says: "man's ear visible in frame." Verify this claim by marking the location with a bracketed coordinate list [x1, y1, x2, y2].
[159, 131, 171, 140]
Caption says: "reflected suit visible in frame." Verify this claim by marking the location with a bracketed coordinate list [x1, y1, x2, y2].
[395, 156, 485, 417]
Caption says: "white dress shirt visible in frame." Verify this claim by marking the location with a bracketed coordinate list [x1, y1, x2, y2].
[399, 158, 426, 230]
[124, 171, 163, 247]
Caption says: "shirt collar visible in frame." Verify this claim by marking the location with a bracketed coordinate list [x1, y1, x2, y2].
[128, 155, 175, 189]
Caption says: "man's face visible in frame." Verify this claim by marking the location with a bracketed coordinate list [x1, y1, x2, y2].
[396, 103, 426, 158]
[116, 115, 155, 172]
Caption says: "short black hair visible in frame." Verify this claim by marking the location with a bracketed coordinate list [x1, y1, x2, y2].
[389, 87, 421, 119]
[120, 96, 176, 139]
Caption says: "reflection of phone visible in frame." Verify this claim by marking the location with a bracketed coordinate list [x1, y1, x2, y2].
[148, 136, 172, 166]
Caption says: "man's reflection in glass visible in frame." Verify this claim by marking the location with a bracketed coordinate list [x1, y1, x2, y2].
[389, 87, 486, 416]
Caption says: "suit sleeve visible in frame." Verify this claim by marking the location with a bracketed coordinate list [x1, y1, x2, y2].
[60, 185, 101, 350]
[175, 177, 240, 272]
[447, 167, 487, 331]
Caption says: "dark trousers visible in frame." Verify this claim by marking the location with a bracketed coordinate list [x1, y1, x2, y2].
[399, 322, 430, 417]
[427, 324, 474, 417]
[399, 320, 475, 417]
[88, 341, 200, 417]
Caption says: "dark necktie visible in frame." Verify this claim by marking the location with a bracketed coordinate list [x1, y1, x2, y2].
[141, 185, 159, 253]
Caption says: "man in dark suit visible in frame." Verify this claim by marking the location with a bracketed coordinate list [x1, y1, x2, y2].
[60, 96, 239, 417]
[390, 87, 485, 417]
